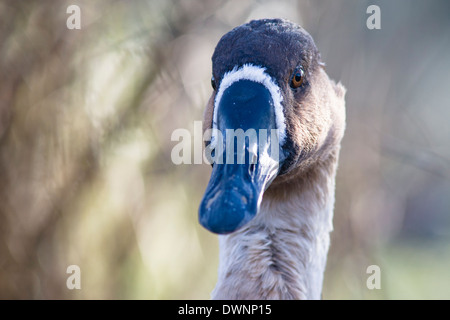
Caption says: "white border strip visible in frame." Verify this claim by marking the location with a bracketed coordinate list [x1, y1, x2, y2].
[212, 64, 286, 146]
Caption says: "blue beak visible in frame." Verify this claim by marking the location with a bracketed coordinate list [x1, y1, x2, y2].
[199, 80, 284, 234]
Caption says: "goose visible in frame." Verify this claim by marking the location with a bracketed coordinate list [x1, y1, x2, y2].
[199, 19, 346, 300]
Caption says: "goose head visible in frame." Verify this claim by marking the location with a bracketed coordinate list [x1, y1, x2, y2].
[199, 19, 345, 234]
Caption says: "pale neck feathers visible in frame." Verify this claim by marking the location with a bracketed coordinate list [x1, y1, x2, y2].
[211, 154, 339, 300]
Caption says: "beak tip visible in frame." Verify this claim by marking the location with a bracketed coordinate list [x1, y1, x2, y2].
[198, 194, 257, 234]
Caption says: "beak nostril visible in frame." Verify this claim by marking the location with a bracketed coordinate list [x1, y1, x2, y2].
[248, 153, 257, 174]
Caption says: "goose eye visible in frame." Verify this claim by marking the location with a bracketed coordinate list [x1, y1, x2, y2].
[290, 68, 304, 88]
[211, 75, 216, 90]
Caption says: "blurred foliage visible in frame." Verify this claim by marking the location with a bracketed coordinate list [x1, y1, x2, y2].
[0, 0, 449, 299]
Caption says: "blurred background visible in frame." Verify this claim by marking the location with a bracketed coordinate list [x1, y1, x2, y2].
[1, 0, 449, 299]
